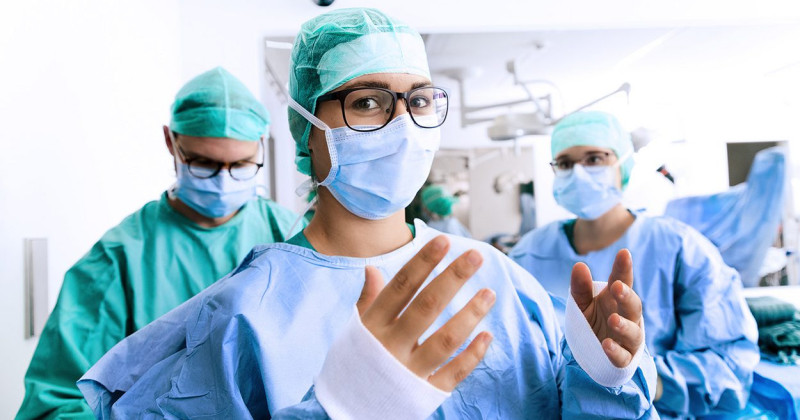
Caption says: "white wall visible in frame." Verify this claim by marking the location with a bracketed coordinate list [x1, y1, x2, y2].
[0, 1, 182, 415]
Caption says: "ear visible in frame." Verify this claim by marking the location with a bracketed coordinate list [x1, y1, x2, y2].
[163, 125, 175, 156]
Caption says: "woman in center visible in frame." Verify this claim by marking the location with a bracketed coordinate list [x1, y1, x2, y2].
[79, 8, 658, 419]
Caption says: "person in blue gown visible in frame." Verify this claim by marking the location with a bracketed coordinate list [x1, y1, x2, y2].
[509, 111, 760, 419]
[78, 9, 660, 419]
[664, 146, 787, 287]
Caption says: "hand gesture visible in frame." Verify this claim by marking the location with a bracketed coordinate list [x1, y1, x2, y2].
[356, 235, 496, 391]
[570, 249, 643, 368]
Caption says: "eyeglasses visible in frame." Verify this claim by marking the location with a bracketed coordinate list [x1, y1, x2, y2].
[549, 151, 614, 174]
[316, 86, 449, 132]
[175, 141, 264, 180]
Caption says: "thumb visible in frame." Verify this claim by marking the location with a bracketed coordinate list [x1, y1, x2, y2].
[570, 262, 594, 312]
[357, 266, 384, 316]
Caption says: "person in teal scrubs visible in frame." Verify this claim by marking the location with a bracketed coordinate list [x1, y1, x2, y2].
[16, 67, 303, 420]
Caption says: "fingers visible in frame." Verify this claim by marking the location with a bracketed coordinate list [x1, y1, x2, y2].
[603, 282, 644, 368]
[602, 337, 634, 368]
[610, 280, 643, 326]
[366, 236, 450, 325]
[395, 249, 483, 340]
[570, 262, 595, 312]
[408, 289, 496, 376]
[606, 312, 643, 356]
[428, 331, 493, 392]
[608, 249, 634, 289]
[357, 266, 384, 317]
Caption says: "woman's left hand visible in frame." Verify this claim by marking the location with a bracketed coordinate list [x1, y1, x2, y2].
[570, 249, 644, 367]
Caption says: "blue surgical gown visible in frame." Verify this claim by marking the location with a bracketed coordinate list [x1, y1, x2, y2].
[79, 221, 657, 419]
[509, 215, 760, 419]
[664, 146, 786, 287]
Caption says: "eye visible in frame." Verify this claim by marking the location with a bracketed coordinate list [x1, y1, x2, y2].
[230, 161, 257, 169]
[190, 158, 219, 169]
[409, 94, 431, 109]
[556, 160, 571, 170]
[351, 97, 381, 111]
[585, 154, 606, 166]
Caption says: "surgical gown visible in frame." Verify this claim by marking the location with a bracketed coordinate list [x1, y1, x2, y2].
[509, 215, 760, 419]
[663, 146, 787, 287]
[78, 221, 657, 419]
[17, 192, 301, 420]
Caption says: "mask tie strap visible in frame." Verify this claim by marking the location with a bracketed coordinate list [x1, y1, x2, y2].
[287, 95, 339, 187]
[295, 177, 317, 197]
[614, 151, 634, 168]
[287, 96, 330, 132]
[287, 193, 317, 239]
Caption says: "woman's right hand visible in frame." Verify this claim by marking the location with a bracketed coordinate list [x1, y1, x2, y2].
[356, 235, 496, 392]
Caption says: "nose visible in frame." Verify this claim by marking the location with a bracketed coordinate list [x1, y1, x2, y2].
[393, 96, 410, 117]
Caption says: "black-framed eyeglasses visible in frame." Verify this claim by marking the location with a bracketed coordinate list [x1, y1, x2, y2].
[549, 151, 614, 174]
[175, 141, 264, 181]
[316, 86, 449, 132]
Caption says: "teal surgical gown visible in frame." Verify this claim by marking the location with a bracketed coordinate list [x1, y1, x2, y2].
[509, 215, 760, 419]
[17, 192, 301, 420]
[78, 220, 658, 419]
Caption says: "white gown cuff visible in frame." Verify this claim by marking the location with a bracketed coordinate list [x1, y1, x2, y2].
[565, 281, 646, 388]
[315, 309, 450, 420]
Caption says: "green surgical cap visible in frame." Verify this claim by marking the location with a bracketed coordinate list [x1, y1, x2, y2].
[422, 185, 458, 217]
[288, 8, 431, 175]
[170, 67, 269, 141]
[551, 111, 634, 188]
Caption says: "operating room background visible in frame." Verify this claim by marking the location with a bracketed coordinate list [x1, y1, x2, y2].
[1, 0, 800, 415]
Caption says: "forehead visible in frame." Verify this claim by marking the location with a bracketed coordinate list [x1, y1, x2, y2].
[555, 145, 614, 159]
[335, 73, 432, 93]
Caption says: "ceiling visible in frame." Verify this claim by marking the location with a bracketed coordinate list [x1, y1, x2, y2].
[424, 24, 800, 104]
[267, 23, 800, 110]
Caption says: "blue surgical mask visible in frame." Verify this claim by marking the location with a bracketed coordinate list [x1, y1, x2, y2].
[172, 162, 257, 219]
[289, 98, 440, 220]
[553, 161, 625, 220]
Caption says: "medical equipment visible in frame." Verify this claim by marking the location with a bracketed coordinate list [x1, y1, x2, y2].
[441, 60, 631, 142]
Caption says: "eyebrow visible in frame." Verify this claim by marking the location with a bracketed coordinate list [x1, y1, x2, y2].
[346, 80, 390, 89]
[556, 150, 610, 160]
[178, 145, 260, 163]
[343, 80, 433, 91]
[411, 81, 432, 89]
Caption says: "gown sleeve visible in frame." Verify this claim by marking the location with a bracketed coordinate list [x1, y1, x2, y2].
[654, 227, 759, 417]
[505, 259, 658, 419]
[17, 242, 128, 420]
